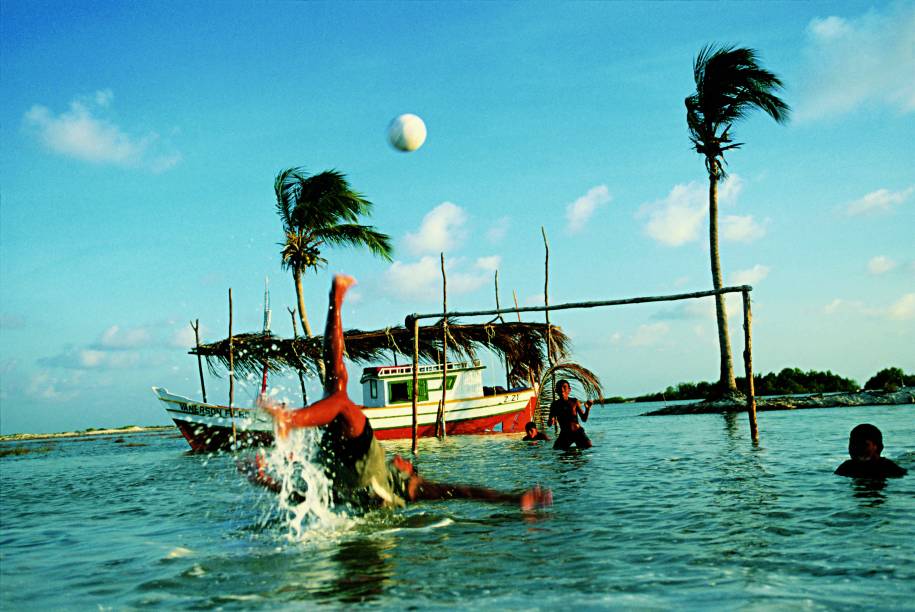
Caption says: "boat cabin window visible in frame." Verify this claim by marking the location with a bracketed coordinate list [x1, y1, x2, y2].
[370, 380, 378, 399]
[388, 379, 428, 403]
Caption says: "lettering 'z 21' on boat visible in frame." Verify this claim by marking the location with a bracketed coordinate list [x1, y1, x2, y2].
[154, 359, 536, 452]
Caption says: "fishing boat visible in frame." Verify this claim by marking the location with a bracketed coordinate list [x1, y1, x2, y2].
[154, 359, 536, 452]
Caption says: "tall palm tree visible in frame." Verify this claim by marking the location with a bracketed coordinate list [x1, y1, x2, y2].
[686, 45, 789, 393]
[275, 167, 393, 377]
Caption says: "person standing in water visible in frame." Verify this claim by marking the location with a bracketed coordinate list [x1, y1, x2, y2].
[547, 379, 593, 450]
[835, 423, 907, 478]
[249, 275, 552, 511]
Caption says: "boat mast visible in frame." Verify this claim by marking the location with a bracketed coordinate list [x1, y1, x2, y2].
[259, 276, 271, 395]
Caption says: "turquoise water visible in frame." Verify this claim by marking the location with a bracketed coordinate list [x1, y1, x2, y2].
[2, 403, 913, 609]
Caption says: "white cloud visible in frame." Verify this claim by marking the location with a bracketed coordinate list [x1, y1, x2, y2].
[846, 186, 914, 215]
[797, 5, 915, 120]
[640, 176, 742, 246]
[383, 255, 494, 302]
[721, 215, 767, 242]
[565, 185, 611, 233]
[629, 322, 670, 347]
[403, 202, 468, 255]
[26, 370, 84, 402]
[23, 90, 181, 172]
[171, 325, 198, 349]
[887, 293, 915, 320]
[38, 347, 141, 370]
[641, 182, 706, 246]
[732, 265, 770, 286]
[98, 325, 151, 349]
[486, 216, 510, 243]
[823, 294, 915, 320]
[867, 255, 897, 275]
[475, 255, 501, 272]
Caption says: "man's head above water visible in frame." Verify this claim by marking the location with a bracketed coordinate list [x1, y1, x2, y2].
[848, 423, 883, 461]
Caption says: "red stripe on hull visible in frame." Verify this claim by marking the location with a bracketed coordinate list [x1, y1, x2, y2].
[373, 401, 533, 440]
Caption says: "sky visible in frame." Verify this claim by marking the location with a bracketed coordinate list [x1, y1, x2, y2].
[1, 1, 913, 434]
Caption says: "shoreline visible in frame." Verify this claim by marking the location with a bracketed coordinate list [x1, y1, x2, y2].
[642, 387, 915, 416]
[0, 425, 177, 443]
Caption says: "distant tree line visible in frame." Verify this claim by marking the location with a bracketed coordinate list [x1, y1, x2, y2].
[616, 367, 913, 403]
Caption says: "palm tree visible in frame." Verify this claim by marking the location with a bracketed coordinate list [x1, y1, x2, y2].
[686, 45, 789, 393]
[275, 167, 393, 377]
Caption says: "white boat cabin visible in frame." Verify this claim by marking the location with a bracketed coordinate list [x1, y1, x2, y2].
[359, 360, 486, 408]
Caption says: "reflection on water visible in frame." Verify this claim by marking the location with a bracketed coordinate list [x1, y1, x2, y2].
[0, 403, 912, 609]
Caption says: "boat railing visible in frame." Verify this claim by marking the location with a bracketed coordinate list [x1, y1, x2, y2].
[372, 359, 481, 378]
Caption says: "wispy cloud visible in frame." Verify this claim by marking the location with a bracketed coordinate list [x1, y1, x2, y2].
[629, 322, 670, 347]
[797, 4, 915, 121]
[845, 186, 914, 216]
[867, 255, 897, 275]
[39, 347, 141, 370]
[566, 185, 611, 233]
[486, 216, 510, 243]
[823, 293, 915, 320]
[97, 325, 151, 349]
[23, 90, 181, 172]
[721, 215, 767, 243]
[640, 176, 743, 246]
[404, 202, 468, 255]
[732, 264, 770, 285]
[382, 255, 497, 302]
[887, 293, 915, 320]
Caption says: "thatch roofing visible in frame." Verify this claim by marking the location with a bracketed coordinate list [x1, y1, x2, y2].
[192, 320, 569, 387]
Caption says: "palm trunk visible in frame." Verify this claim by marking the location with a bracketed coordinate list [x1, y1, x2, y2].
[293, 269, 326, 385]
[708, 168, 737, 392]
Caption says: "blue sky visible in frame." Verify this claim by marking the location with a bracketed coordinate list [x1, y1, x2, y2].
[1, 1, 913, 434]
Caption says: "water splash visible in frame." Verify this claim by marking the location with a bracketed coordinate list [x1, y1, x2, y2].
[259, 426, 355, 541]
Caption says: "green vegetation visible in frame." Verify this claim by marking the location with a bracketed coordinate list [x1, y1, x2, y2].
[0, 444, 55, 458]
[686, 45, 789, 392]
[864, 367, 915, 391]
[631, 367, 883, 402]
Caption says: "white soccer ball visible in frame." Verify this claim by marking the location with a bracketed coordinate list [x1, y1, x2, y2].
[387, 114, 427, 152]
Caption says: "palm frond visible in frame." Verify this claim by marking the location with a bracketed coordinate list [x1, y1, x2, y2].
[313, 224, 394, 261]
[274, 167, 308, 231]
[534, 361, 604, 429]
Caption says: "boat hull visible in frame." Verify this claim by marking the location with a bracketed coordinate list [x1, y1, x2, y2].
[153, 387, 536, 452]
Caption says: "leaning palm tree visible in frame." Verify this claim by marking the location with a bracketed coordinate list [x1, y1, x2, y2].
[275, 167, 393, 379]
[686, 44, 789, 394]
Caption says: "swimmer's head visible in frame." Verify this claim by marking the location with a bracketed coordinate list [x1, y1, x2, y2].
[848, 423, 883, 461]
[525, 421, 537, 434]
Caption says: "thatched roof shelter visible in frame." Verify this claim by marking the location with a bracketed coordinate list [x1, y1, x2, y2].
[192, 320, 569, 387]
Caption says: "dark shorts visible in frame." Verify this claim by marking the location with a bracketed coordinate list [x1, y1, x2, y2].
[554, 428, 591, 450]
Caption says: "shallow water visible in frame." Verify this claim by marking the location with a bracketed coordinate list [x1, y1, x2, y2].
[1, 403, 913, 609]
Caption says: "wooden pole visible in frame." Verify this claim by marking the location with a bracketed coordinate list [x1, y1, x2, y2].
[406, 285, 753, 323]
[742, 289, 759, 442]
[541, 226, 554, 367]
[496, 271, 510, 385]
[411, 316, 420, 455]
[288, 307, 308, 406]
[437, 253, 448, 439]
[191, 319, 207, 403]
[228, 288, 236, 449]
[515, 289, 539, 423]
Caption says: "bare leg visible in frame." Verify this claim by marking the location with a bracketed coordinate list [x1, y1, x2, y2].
[262, 275, 366, 439]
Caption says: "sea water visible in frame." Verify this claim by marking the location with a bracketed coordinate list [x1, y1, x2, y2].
[1, 403, 913, 609]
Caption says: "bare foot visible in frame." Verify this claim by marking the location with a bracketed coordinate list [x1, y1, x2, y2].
[333, 274, 357, 294]
[520, 485, 553, 511]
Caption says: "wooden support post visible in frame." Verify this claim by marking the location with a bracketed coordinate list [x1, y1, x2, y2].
[288, 307, 308, 406]
[742, 289, 758, 442]
[495, 271, 511, 385]
[191, 319, 207, 403]
[411, 316, 420, 455]
[437, 253, 448, 439]
[228, 288, 236, 449]
[541, 226, 554, 367]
